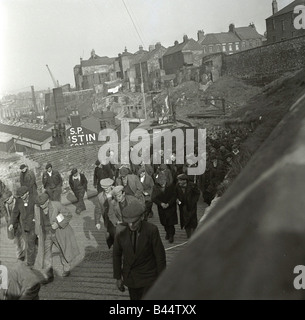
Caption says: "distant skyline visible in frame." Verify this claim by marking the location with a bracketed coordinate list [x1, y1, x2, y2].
[0, 0, 293, 95]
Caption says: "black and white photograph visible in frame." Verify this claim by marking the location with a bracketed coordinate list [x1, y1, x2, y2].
[0, 0, 305, 303]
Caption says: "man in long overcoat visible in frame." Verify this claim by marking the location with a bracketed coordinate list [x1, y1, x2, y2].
[176, 174, 201, 239]
[151, 173, 177, 243]
[8, 186, 37, 268]
[113, 200, 166, 300]
[34, 193, 80, 283]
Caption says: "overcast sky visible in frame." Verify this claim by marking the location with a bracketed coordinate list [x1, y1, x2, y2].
[0, 0, 293, 95]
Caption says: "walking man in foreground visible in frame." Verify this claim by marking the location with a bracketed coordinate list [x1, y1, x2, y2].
[113, 200, 166, 300]
[34, 193, 80, 283]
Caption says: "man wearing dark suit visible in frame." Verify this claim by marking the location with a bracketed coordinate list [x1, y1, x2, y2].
[113, 200, 166, 300]
[8, 186, 37, 268]
[42, 163, 62, 201]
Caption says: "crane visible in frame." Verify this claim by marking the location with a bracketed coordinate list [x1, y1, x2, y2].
[46, 64, 60, 88]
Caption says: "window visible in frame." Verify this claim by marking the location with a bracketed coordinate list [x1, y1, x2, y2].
[256, 39, 261, 46]
[222, 44, 226, 52]
[242, 41, 246, 49]
[216, 44, 221, 52]
[228, 43, 233, 51]
[203, 46, 207, 54]
[209, 46, 213, 53]
[235, 42, 240, 51]
[282, 20, 285, 31]
[272, 19, 275, 30]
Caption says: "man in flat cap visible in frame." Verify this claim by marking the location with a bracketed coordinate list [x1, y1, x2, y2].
[113, 200, 166, 300]
[42, 163, 63, 201]
[93, 159, 114, 194]
[95, 178, 117, 248]
[69, 168, 88, 214]
[2, 190, 26, 261]
[138, 167, 155, 219]
[176, 173, 201, 239]
[8, 186, 37, 268]
[152, 173, 178, 243]
[19, 164, 38, 198]
[34, 192, 80, 282]
[115, 166, 145, 205]
[154, 163, 173, 185]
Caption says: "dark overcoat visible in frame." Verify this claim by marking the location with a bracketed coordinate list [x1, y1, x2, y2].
[113, 221, 166, 289]
[176, 182, 200, 229]
[151, 183, 177, 226]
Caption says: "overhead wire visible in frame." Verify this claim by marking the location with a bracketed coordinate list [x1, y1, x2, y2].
[121, 0, 146, 49]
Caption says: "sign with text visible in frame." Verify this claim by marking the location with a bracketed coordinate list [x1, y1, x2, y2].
[67, 126, 97, 147]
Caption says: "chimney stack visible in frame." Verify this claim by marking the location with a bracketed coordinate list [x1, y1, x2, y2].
[183, 34, 188, 42]
[174, 40, 179, 46]
[272, 0, 278, 15]
[229, 23, 235, 32]
[197, 30, 205, 42]
[155, 42, 161, 49]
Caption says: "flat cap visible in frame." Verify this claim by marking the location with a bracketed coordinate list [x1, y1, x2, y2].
[19, 164, 27, 170]
[112, 185, 124, 195]
[16, 186, 29, 197]
[100, 178, 114, 189]
[71, 168, 78, 175]
[159, 164, 167, 171]
[45, 163, 52, 169]
[122, 200, 145, 223]
[177, 174, 188, 181]
[119, 167, 129, 177]
[35, 193, 49, 206]
[2, 190, 12, 202]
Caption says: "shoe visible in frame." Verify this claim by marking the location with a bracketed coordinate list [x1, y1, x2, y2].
[62, 271, 70, 277]
[18, 256, 25, 262]
[41, 268, 54, 284]
[169, 236, 174, 244]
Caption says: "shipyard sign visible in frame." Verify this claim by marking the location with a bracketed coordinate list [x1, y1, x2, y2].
[67, 126, 97, 147]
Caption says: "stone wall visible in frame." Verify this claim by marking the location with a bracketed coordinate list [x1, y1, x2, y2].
[223, 35, 305, 83]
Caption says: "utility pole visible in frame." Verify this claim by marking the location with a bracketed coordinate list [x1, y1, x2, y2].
[139, 62, 147, 119]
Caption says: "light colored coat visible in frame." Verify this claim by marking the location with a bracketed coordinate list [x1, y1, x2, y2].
[35, 201, 80, 269]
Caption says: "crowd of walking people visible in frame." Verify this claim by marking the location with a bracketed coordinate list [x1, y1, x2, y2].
[0, 127, 248, 300]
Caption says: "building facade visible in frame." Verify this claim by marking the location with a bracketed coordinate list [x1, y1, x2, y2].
[74, 50, 116, 90]
[162, 36, 204, 75]
[198, 23, 264, 56]
[266, 0, 305, 44]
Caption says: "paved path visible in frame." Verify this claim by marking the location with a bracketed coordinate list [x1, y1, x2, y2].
[0, 195, 207, 300]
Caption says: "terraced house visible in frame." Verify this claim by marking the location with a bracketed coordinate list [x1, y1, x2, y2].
[198, 23, 265, 56]
[162, 35, 204, 75]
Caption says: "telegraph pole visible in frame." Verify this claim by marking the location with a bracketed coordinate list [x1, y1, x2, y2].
[139, 62, 147, 119]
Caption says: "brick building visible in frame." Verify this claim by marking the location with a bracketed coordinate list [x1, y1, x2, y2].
[74, 49, 117, 90]
[133, 42, 167, 92]
[266, 0, 305, 44]
[162, 35, 204, 75]
[198, 23, 264, 56]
